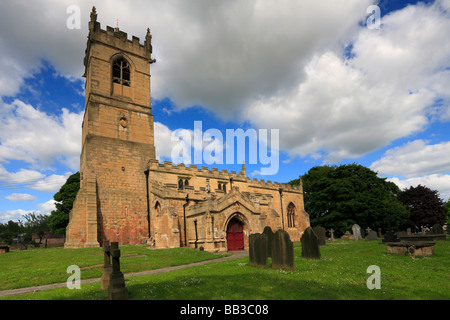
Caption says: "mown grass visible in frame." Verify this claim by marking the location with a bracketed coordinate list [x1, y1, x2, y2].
[0, 245, 227, 291]
[1, 238, 449, 300]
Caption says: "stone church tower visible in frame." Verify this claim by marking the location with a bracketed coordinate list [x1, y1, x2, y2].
[65, 8, 310, 250]
[65, 7, 157, 248]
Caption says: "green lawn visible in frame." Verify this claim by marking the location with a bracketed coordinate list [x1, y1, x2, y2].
[0, 245, 227, 291]
[1, 239, 449, 300]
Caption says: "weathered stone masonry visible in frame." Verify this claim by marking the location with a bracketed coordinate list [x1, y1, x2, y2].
[65, 7, 310, 251]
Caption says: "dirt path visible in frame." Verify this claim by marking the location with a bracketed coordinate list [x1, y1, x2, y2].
[0, 250, 248, 298]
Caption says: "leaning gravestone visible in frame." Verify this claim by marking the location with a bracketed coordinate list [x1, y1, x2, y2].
[271, 229, 295, 270]
[262, 226, 275, 258]
[367, 230, 378, 241]
[313, 226, 326, 246]
[430, 224, 444, 235]
[100, 240, 112, 290]
[249, 233, 268, 268]
[352, 224, 363, 241]
[108, 242, 128, 300]
[301, 227, 321, 259]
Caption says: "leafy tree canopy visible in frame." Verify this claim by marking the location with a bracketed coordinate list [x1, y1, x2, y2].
[48, 172, 80, 234]
[397, 184, 447, 229]
[290, 164, 409, 236]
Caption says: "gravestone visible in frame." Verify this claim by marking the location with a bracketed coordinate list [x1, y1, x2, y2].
[100, 240, 112, 290]
[341, 231, 353, 240]
[430, 224, 444, 235]
[313, 226, 326, 246]
[382, 214, 400, 243]
[262, 226, 275, 258]
[108, 242, 128, 300]
[360, 227, 366, 239]
[328, 229, 335, 241]
[407, 228, 412, 236]
[249, 233, 268, 268]
[367, 230, 378, 241]
[352, 224, 363, 241]
[301, 227, 321, 259]
[271, 230, 295, 270]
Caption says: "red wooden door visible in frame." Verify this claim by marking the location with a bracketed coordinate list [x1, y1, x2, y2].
[227, 219, 244, 251]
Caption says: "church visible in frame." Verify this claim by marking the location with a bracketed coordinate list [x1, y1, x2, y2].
[64, 7, 310, 251]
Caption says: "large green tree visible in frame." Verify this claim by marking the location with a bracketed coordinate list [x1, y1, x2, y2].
[48, 172, 80, 234]
[397, 185, 447, 229]
[290, 164, 409, 236]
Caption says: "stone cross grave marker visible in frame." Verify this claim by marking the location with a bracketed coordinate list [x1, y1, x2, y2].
[108, 242, 128, 300]
[100, 240, 112, 290]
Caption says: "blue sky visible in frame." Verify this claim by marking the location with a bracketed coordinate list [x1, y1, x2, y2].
[1, 0, 450, 223]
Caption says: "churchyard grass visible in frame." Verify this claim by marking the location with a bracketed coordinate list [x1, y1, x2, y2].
[1, 238, 449, 300]
[0, 246, 227, 291]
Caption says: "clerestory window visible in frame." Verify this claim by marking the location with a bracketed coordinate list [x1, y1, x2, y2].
[112, 57, 131, 87]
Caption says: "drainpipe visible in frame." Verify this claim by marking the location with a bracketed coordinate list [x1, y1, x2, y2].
[144, 169, 151, 239]
[279, 188, 285, 230]
[183, 194, 189, 247]
[194, 219, 198, 249]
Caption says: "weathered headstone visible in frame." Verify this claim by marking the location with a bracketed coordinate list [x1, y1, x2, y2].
[352, 224, 363, 241]
[328, 229, 335, 241]
[430, 224, 444, 235]
[367, 230, 378, 241]
[262, 226, 274, 258]
[406, 228, 412, 236]
[301, 227, 321, 259]
[108, 242, 128, 300]
[313, 226, 326, 246]
[100, 240, 112, 290]
[249, 233, 268, 268]
[271, 230, 295, 270]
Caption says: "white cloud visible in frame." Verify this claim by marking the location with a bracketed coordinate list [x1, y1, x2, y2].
[36, 199, 57, 216]
[371, 140, 450, 178]
[388, 174, 450, 201]
[0, 209, 31, 224]
[0, 99, 82, 171]
[30, 173, 72, 193]
[244, 1, 450, 162]
[5, 193, 37, 202]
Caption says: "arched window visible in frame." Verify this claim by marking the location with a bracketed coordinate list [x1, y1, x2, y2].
[184, 179, 189, 187]
[178, 179, 184, 190]
[112, 57, 131, 87]
[222, 183, 226, 193]
[287, 202, 296, 228]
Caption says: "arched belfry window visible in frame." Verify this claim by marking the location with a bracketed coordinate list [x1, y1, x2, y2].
[287, 202, 296, 228]
[112, 57, 131, 87]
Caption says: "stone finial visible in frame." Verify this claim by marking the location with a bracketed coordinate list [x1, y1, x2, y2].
[241, 161, 246, 177]
[90, 6, 97, 22]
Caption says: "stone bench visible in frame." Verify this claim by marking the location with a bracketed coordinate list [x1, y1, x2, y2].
[386, 241, 436, 257]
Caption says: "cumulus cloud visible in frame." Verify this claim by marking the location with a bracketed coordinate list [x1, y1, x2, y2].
[0, 99, 82, 171]
[388, 175, 450, 201]
[371, 140, 450, 178]
[5, 193, 37, 202]
[245, 1, 450, 162]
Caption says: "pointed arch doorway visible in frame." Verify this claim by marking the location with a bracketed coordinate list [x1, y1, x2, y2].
[227, 218, 244, 251]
